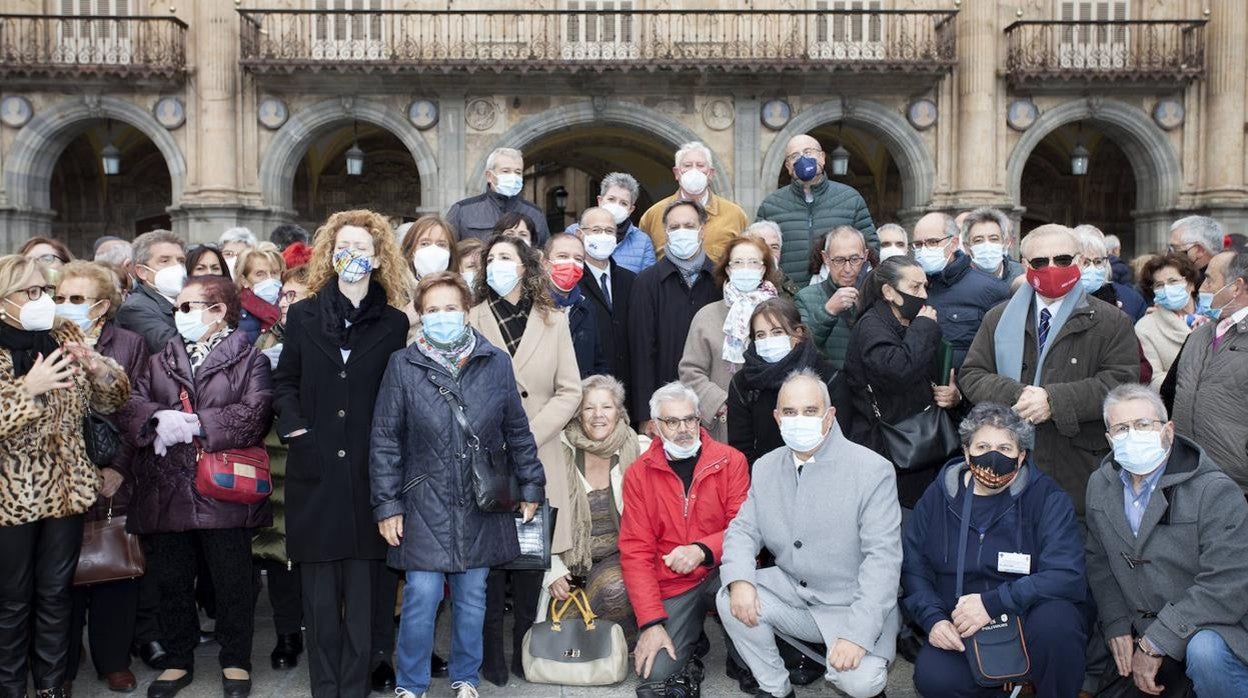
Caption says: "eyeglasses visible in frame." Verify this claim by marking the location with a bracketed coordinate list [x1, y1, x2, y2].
[911, 237, 952, 251]
[53, 295, 100, 305]
[13, 285, 56, 301]
[655, 415, 700, 429]
[1167, 244, 1197, 255]
[826, 255, 865, 268]
[32, 254, 66, 265]
[582, 226, 615, 236]
[279, 290, 302, 303]
[727, 259, 765, 270]
[1081, 257, 1107, 268]
[1027, 255, 1076, 269]
[172, 301, 219, 314]
[784, 147, 823, 165]
[1107, 419, 1166, 439]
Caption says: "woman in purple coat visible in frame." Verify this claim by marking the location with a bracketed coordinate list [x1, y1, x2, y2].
[122, 275, 273, 698]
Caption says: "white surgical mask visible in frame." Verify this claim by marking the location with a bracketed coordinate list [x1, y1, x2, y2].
[1112, 429, 1169, 475]
[780, 415, 828, 453]
[678, 169, 708, 196]
[879, 246, 907, 262]
[462, 270, 477, 288]
[175, 307, 215, 343]
[494, 173, 523, 198]
[970, 243, 1005, 273]
[412, 245, 451, 277]
[601, 202, 630, 225]
[253, 278, 282, 305]
[144, 263, 186, 300]
[728, 268, 764, 293]
[6, 295, 56, 332]
[663, 436, 702, 461]
[585, 234, 618, 261]
[666, 229, 701, 260]
[486, 260, 521, 297]
[915, 247, 949, 274]
[754, 335, 792, 363]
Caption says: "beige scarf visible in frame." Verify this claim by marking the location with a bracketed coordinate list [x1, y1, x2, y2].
[559, 420, 640, 575]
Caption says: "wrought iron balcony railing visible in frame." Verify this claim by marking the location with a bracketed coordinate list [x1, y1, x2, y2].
[1005, 19, 1205, 84]
[238, 9, 957, 75]
[0, 14, 187, 79]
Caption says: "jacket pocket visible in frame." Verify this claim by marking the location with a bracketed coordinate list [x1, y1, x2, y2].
[400, 473, 429, 495]
[284, 432, 322, 482]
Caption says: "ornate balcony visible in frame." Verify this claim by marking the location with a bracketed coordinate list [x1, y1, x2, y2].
[0, 14, 187, 80]
[1005, 19, 1206, 85]
[238, 9, 957, 75]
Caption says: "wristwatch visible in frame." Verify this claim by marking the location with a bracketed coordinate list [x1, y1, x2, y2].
[1136, 636, 1164, 658]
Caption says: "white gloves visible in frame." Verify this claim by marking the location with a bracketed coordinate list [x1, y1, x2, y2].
[153, 410, 201, 456]
[261, 344, 283, 371]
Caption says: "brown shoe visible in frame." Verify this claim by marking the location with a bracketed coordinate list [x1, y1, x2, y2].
[105, 670, 138, 693]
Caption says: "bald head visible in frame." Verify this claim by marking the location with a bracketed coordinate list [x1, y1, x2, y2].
[1020, 224, 1079, 260]
[776, 370, 832, 415]
[912, 212, 959, 264]
[1205, 251, 1237, 284]
[578, 206, 614, 232]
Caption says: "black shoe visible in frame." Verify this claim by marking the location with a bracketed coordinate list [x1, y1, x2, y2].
[896, 631, 922, 665]
[270, 632, 303, 670]
[693, 631, 711, 659]
[726, 656, 759, 695]
[133, 641, 169, 671]
[221, 674, 250, 698]
[430, 651, 448, 678]
[370, 662, 396, 693]
[787, 655, 824, 686]
[198, 630, 215, 646]
[146, 671, 192, 698]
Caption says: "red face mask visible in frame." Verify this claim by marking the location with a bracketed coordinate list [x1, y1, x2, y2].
[549, 261, 584, 292]
[1026, 264, 1081, 299]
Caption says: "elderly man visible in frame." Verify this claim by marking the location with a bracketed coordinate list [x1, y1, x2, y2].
[756, 134, 877, 285]
[94, 236, 133, 271]
[1087, 384, 1248, 697]
[116, 229, 187, 353]
[962, 207, 1025, 284]
[270, 224, 310, 252]
[876, 223, 908, 262]
[912, 212, 1010, 369]
[620, 382, 752, 696]
[1104, 234, 1133, 285]
[744, 220, 800, 299]
[1166, 251, 1248, 493]
[719, 370, 900, 698]
[564, 172, 655, 273]
[576, 206, 637, 399]
[630, 200, 723, 432]
[446, 147, 549, 243]
[960, 224, 1138, 515]
[638, 142, 747, 262]
[218, 227, 256, 277]
[1168, 215, 1224, 284]
[793, 226, 867, 369]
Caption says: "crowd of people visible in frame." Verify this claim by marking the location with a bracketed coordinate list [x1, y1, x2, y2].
[2, 136, 1247, 698]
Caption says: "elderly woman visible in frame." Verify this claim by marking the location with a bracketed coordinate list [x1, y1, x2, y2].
[20, 237, 74, 275]
[0, 255, 129, 698]
[122, 275, 272, 698]
[218, 227, 257, 277]
[1074, 226, 1147, 322]
[902, 403, 1088, 698]
[1135, 253, 1201, 390]
[54, 262, 149, 693]
[542, 375, 648, 631]
[679, 236, 781, 443]
[234, 243, 286, 345]
[371, 271, 545, 698]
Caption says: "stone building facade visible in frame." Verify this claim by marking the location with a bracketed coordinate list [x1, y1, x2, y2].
[0, 0, 1244, 256]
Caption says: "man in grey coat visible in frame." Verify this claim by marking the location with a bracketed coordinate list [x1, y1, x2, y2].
[718, 370, 901, 698]
[1087, 384, 1248, 696]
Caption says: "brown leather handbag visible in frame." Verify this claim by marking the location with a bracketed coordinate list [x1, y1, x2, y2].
[73, 500, 146, 587]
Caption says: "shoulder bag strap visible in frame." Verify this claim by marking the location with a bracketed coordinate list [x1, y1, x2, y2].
[178, 389, 204, 453]
[954, 476, 975, 599]
[436, 385, 480, 449]
[866, 383, 882, 419]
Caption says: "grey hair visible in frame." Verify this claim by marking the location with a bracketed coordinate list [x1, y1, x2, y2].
[131, 229, 185, 266]
[744, 221, 782, 246]
[781, 368, 831, 410]
[877, 222, 908, 243]
[958, 402, 1035, 451]
[1103, 384, 1169, 426]
[674, 141, 714, 169]
[1170, 215, 1224, 254]
[581, 374, 630, 425]
[1074, 226, 1109, 259]
[960, 207, 1012, 244]
[485, 147, 523, 172]
[649, 381, 700, 420]
[1104, 234, 1122, 253]
[823, 225, 866, 252]
[219, 227, 257, 247]
[579, 206, 613, 226]
[599, 172, 640, 204]
[1020, 224, 1078, 258]
[94, 240, 132, 266]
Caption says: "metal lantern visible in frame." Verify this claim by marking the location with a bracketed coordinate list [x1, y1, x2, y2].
[345, 121, 364, 176]
[1071, 143, 1090, 176]
[101, 142, 121, 176]
[829, 144, 850, 177]
[553, 186, 568, 211]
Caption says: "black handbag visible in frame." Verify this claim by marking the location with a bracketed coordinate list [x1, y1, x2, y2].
[955, 483, 1030, 687]
[500, 500, 556, 571]
[867, 384, 959, 471]
[436, 384, 520, 513]
[82, 409, 121, 467]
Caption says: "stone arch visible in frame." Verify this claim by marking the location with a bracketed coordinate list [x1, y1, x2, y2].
[759, 99, 936, 212]
[466, 101, 733, 198]
[4, 95, 186, 213]
[1006, 99, 1180, 215]
[258, 98, 437, 216]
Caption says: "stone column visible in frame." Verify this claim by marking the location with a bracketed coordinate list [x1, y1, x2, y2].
[732, 96, 760, 218]
[952, 0, 1006, 206]
[437, 94, 467, 212]
[1200, 1, 1248, 219]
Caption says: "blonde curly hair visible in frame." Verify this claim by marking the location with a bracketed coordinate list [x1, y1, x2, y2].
[305, 209, 413, 308]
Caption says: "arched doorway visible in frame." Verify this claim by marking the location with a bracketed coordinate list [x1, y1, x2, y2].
[773, 123, 903, 225]
[291, 123, 421, 231]
[48, 121, 173, 256]
[1019, 123, 1136, 244]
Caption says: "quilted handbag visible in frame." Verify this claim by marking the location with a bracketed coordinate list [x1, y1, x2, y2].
[522, 589, 628, 686]
[82, 408, 121, 467]
[73, 500, 145, 586]
[180, 389, 272, 505]
[868, 385, 959, 471]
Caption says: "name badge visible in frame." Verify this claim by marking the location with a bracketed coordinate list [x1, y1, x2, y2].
[998, 552, 1031, 575]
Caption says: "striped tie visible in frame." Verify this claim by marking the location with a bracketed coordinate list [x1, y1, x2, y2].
[1037, 308, 1052, 355]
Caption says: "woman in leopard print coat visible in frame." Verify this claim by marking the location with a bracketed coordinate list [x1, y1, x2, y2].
[0, 255, 130, 698]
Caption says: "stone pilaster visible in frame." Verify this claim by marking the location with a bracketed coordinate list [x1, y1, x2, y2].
[732, 96, 760, 217]
[437, 94, 467, 211]
[952, 0, 1006, 205]
[182, 1, 241, 203]
[1200, 0, 1248, 206]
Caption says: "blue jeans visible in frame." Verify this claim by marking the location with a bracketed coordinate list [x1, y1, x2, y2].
[396, 567, 489, 694]
[1186, 629, 1248, 697]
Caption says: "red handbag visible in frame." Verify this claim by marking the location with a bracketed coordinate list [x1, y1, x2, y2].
[180, 389, 272, 505]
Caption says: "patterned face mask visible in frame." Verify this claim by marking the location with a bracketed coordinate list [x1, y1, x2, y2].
[333, 249, 373, 284]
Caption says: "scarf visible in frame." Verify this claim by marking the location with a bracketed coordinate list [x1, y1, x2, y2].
[187, 327, 233, 375]
[317, 279, 388, 351]
[560, 419, 640, 575]
[993, 284, 1085, 384]
[739, 337, 822, 390]
[722, 281, 778, 365]
[415, 328, 476, 378]
[551, 284, 583, 309]
[487, 292, 531, 356]
[239, 288, 281, 332]
[668, 250, 708, 288]
[0, 322, 60, 377]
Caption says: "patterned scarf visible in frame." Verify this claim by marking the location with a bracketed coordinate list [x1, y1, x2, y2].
[187, 327, 232, 375]
[668, 250, 709, 288]
[415, 328, 476, 378]
[488, 292, 531, 356]
[721, 280, 778, 365]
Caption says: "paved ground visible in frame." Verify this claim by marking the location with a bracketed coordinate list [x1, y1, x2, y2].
[68, 575, 920, 697]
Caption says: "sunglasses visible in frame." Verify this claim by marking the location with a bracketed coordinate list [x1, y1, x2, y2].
[53, 295, 100, 305]
[1027, 255, 1076, 269]
[172, 301, 220, 314]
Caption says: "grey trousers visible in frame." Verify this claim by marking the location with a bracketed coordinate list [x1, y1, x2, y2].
[717, 583, 892, 698]
[645, 571, 743, 684]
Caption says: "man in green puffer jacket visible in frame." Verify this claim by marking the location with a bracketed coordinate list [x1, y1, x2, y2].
[794, 226, 867, 370]
[757, 133, 878, 285]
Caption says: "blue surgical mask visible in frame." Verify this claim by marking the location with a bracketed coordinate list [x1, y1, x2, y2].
[253, 278, 282, 305]
[422, 310, 467, 345]
[915, 247, 948, 274]
[1112, 429, 1168, 475]
[1196, 282, 1235, 320]
[494, 173, 523, 198]
[754, 335, 792, 363]
[663, 435, 702, 461]
[54, 301, 99, 331]
[486, 260, 521, 297]
[728, 268, 764, 293]
[1080, 265, 1107, 293]
[175, 307, 216, 343]
[793, 155, 820, 182]
[1153, 283, 1191, 312]
[666, 229, 701, 260]
[970, 243, 1005, 272]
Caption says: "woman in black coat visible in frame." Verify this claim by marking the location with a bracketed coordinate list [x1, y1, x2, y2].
[843, 256, 962, 508]
[272, 210, 411, 698]
[371, 272, 544, 698]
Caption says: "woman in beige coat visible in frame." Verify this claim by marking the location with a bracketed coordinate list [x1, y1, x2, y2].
[466, 234, 582, 685]
[678, 236, 780, 442]
[1135, 253, 1201, 390]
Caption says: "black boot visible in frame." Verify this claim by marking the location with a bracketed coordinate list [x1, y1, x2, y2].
[370, 662, 395, 693]
[726, 655, 760, 695]
[270, 632, 303, 670]
[430, 652, 448, 677]
[133, 640, 169, 670]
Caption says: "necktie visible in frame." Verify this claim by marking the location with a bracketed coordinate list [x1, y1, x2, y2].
[1037, 308, 1052, 355]
[600, 272, 612, 310]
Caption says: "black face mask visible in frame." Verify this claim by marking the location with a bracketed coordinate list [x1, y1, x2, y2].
[968, 450, 1020, 489]
[893, 290, 926, 321]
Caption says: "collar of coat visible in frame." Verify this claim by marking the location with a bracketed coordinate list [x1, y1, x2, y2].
[636, 427, 729, 473]
[1096, 433, 1204, 488]
[160, 329, 251, 392]
[939, 457, 1034, 501]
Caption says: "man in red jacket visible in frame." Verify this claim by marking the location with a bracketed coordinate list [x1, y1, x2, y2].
[619, 381, 752, 696]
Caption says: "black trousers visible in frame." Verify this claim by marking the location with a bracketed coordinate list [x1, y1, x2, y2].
[301, 558, 383, 698]
[150, 528, 255, 672]
[253, 559, 303, 636]
[67, 577, 139, 679]
[482, 569, 543, 677]
[0, 515, 83, 694]
[133, 535, 162, 644]
[372, 564, 398, 666]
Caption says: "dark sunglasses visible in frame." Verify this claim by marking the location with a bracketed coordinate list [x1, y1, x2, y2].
[53, 295, 100, 305]
[171, 301, 220, 314]
[1027, 254, 1076, 269]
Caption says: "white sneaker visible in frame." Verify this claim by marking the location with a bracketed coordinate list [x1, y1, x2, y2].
[451, 681, 480, 698]
[394, 689, 425, 698]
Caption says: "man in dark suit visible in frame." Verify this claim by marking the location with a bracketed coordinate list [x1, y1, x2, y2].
[575, 207, 636, 403]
